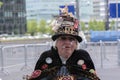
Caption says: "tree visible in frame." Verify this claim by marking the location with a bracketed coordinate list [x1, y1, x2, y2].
[27, 19, 37, 36]
[80, 21, 86, 31]
[38, 19, 47, 34]
[88, 20, 105, 31]
[46, 23, 54, 35]
[109, 20, 115, 30]
[97, 21, 105, 30]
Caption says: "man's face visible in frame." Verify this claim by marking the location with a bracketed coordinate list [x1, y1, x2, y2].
[56, 35, 78, 59]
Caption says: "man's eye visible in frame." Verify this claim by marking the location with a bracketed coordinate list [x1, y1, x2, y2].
[61, 37, 67, 40]
[69, 37, 76, 41]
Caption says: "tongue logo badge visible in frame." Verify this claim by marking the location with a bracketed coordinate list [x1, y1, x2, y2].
[58, 75, 74, 80]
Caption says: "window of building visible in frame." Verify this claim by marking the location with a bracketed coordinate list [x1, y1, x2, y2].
[5, 18, 14, 23]
[18, 12, 25, 17]
[4, 11, 12, 17]
[0, 12, 3, 17]
[0, 19, 3, 23]
[16, 0, 23, 4]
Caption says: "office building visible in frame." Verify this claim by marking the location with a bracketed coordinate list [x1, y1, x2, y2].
[0, 0, 26, 35]
[26, 0, 92, 21]
[93, 0, 120, 30]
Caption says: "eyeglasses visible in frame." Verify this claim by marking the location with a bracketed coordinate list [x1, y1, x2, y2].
[58, 36, 76, 42]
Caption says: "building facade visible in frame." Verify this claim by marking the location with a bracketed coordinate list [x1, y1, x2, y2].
[0, 0, 26, 35]
[93, 0, 120, 30]
[26, 0, 92, 21]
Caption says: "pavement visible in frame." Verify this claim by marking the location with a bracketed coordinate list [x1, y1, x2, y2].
[0, 67, 120, 80]
[0, 67, 33, 80]
[97, 67, 120, 80]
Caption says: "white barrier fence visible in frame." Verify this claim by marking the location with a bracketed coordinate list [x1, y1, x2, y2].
[0, 40, 120, 74]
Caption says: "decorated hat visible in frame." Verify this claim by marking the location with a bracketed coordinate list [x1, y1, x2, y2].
[51, 5, 82, 42]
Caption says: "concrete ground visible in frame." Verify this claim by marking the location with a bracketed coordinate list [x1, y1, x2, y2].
[97, 67, 120, 80]
[0, 67, 120, 80]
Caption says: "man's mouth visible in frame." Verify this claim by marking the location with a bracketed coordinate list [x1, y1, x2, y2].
[62, 46, 71, 49]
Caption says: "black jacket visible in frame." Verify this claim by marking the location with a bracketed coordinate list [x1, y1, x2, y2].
[30, 47, 96, 80]
[35, 47, 95, 71]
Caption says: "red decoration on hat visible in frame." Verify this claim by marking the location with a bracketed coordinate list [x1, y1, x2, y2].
[74, 19, 79, 29]
[82, 64, 87, 70]
[41, 64, 48, 70]
[30, 70, 41, 79]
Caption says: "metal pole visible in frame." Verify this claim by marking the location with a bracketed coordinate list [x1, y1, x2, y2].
[75, 0, 80, 30]
[100, 40, 103, 68]
[116, 0, 118, 30]
[0, 46, 4, 72]
[0, 46, 8, 75]
[105, 0, 109, 30]
[117, 39, 120, 66]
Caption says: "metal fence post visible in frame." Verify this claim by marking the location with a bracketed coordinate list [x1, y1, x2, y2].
[100, 40, 103, 68]
[21, 45, 31, 70]
[117, 39, 120, 66]
[102, 42, 108, 60]
[0, 45, 4, 72]
[0, 45, 8, 75]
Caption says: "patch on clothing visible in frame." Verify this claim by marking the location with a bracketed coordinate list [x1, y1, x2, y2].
[45, 57, 53, 64]
[41, 64, 48, 70]
[30, 70, 41, 79]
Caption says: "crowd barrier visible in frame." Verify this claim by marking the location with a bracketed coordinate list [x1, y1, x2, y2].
[0, 40, 120, 75]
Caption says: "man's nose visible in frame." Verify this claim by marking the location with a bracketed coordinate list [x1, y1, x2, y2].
[64, 39, 73, 43]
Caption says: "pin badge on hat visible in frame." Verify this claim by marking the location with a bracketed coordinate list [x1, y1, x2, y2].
[45, 57, 52, 64]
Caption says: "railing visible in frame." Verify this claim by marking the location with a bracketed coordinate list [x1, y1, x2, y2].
[0, 40, 120, 75]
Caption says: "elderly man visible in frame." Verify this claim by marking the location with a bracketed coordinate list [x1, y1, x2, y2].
[27, 6, 100, 80]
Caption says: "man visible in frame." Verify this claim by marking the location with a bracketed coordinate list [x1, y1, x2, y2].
[28, 5, 99, 80]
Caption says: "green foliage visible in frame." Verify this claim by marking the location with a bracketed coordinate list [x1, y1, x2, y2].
[96, 21, 105, 30]
[26, 19, 115, 36]
[88, 20, 105, 31]
[0, 1, 3, 7]
[38, 19, 47, 34]
[46, 25, 54, 35]
[80, 21, 86, 31]
[26, 19, 53, 36]
[27, 19, 37, 36]
[109, 20, 115, 30]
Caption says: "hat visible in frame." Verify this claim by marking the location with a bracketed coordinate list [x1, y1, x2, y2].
[51, 5, 82, 42]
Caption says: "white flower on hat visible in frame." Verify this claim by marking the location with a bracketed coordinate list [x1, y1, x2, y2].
[51, 17, 63, 32]
[77, 59, 84, 66]
[51, 20, 59, 32]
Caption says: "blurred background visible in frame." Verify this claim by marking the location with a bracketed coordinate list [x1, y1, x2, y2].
[0, 0, 120, 80]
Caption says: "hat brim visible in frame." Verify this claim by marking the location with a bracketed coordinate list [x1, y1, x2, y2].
[52, 34, 82, 42]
